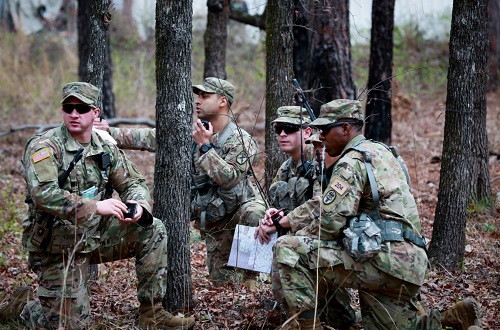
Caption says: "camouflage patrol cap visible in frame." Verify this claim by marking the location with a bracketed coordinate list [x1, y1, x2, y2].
[305, 133, 322, 145]
[192, 77, 235, 105]
[61, 82, 100, 107]
[310, 99, 364, 126]
[271, 106, 312, 125]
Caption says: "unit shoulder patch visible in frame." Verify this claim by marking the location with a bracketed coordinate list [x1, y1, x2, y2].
[32, 148, 51, 163]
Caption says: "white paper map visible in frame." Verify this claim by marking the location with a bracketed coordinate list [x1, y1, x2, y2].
[228, 225, 278, 273]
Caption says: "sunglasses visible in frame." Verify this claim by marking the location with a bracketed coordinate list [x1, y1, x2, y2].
[318, 122, 348, 135]
[274, 124, 302, 135]
[62, 104, 93, 114]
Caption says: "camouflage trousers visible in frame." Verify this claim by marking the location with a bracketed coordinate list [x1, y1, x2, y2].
[272, 235, 429, 330]
[198, 198, 266, 285]
[21, 217, 168, 329]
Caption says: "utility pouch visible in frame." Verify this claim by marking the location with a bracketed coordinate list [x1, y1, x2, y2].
[31, 213, 55, 250]
[343, 213, 382, 261]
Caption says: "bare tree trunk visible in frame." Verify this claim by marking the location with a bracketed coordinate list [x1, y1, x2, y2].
[428, 0, 486, 270]
[204, 0, 228, 78]
[77, 0, 114, 118]
[364, 0, 395, 145]
[488, 0, 499, 92]
[469, 0, 491, 204]
[155, 0, 193, 311]
[264, 0, 295, 191]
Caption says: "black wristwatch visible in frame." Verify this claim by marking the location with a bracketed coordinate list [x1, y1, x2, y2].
[199, 143, 213, 154]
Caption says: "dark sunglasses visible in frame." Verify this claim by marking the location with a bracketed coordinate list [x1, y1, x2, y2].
[62, 104, 93, 114]
[318, 122, 348, 135]
[274, 124, 302, 135]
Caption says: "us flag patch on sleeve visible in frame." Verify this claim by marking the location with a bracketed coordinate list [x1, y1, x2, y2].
[32, 148, 51, 163]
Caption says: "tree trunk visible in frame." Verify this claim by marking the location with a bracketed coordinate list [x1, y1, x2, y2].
[102, 35, 116, 118]
[364, 0, 395, 145]
[488, 0, 499, 92]
[155, 0, 193, 311]
[469, 0, 491, 203]
[264, 0, 295, 191]
[204, 0, 228, 79]
[298, 0, 355, 112]
[428, 0, 486, 270]
[77, 0, 114, 118]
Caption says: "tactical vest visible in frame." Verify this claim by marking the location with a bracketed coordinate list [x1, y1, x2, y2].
[190, 122, 257, 230]
[340, 139, 426, 261]
[23, 127, 113, 253]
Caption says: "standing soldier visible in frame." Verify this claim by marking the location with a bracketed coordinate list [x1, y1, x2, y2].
[0, 82, 194, 329]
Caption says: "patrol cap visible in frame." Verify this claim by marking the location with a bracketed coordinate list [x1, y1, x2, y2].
[271, 106, 312, 125]
[61, 82, 100, 107]
[305, 133, 322, 145]
[192, 77, 235, 105]
[310, 99, 364, 126]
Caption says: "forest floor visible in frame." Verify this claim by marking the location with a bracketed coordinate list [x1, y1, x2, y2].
[0, 92, 499, 330]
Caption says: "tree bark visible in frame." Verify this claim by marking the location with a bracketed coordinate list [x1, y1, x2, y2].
[428, 0, 486, 270]
[469, 0, 491, 203]
[364, 0, 395, 145]
[155, 0, 193, 311]
[488, 0, 499, 92]
[77, 0, 114, 118]
[293, 0, 355, 113]
[204, 0, 228, 79]
[264, 0, 295, 191]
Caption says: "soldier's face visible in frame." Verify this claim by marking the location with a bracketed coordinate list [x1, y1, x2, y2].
[319, 123, 349, 157]
[195, 92, 226, 120]
[275, 124, 312, 160]
[62, 96, 99, 140]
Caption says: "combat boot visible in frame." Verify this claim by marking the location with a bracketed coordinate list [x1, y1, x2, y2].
[440, 298, 481, 330]
[277, 318, 323, 330]
[0, 286, 34, 322]
[138, 302, 195, 329]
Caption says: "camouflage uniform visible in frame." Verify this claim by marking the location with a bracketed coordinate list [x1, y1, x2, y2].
[107, 78, 266, 285]
[19, 83, 168, 329]
[272, 100, 429, 329]
[269, 106, 357, 329]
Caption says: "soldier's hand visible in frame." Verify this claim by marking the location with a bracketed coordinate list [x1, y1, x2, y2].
[93, 118, 110, 131]
[255, 223, 276, 244]
[122, 200, 143, 223]
[96, 199, 128, 220]
[192, 119, 212, 147]
[263, 208, 283, 226]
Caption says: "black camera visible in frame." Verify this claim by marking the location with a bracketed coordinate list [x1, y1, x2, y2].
[124, 202, 137, 219]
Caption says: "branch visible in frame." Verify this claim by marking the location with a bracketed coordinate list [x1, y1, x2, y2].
[0, 118, 156, 136]
[229, 8, 266, 30]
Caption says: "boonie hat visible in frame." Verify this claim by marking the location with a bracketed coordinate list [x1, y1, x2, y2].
[310, 99, 364, 127]
[271, 106, 312, 125]
[192, 77, 235, 104]
[61, 82, 100, 107]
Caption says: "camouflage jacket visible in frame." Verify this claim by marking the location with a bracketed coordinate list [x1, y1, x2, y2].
[191, 121, 261, 224]
[21, 124, 152, 252]
[288, 135, 428, 285]
[108, 127, 156, 152]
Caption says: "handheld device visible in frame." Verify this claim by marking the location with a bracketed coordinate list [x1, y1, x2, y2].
[124, 202, 137, 219]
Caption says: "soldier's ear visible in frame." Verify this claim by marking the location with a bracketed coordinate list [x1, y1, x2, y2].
[93, 107, 101, 119]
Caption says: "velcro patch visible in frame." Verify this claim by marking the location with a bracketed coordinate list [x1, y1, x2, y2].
[236, 152, 248, 165]
[32, 148, 51, 163]
[330, 177, 350, 195]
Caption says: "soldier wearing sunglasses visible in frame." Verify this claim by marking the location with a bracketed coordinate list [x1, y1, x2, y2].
[255, 106, 358, 330]
[0, 82, 194, 329]
[259, 99, 481, 330]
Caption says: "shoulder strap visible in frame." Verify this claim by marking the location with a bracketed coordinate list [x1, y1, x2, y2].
[350, 144, 379, 210]
[213, 121, 237, 152]
[371, 141, 411, 187]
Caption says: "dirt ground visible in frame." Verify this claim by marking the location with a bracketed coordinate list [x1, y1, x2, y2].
[0, 92, 498, 329]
